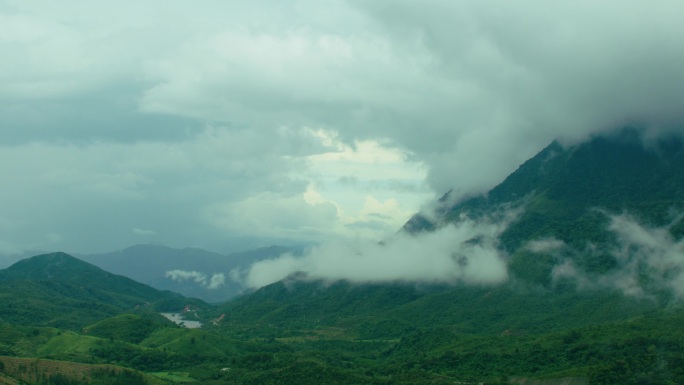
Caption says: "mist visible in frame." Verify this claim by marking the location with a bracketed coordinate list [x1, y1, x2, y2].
[241, 213, 517, 289]
[165, 269, 226, 290]
[551, 213, 684, 300]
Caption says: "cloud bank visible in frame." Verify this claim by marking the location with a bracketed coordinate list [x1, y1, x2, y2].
[242, 213, 515, 288]
[165, 269, 226, 290]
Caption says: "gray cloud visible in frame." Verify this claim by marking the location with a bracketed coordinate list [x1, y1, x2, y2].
[3, 1, 684, 254]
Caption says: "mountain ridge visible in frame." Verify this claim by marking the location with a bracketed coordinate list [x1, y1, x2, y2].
[80, 244, 297, 302]
[212, 129, 684, 336]
[0, 251, 200, 329]
[403, 129, 684, 287]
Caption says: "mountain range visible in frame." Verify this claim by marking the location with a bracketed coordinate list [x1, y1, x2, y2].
[79, 244, 296, 303]
[2, 128, 684, 384]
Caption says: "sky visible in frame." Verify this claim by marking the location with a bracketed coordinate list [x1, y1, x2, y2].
[2, 0, 684, 257]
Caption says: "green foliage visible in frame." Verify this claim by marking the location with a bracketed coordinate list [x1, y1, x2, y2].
[0, 356, 159, 385]
[427, 130, 684, 289]
[90, 368, 148, 385]
[0, 253, 189, 330]
[508, 250, 557, 286]
[83, 314, 169, 344]
[1, 294, 683, 384]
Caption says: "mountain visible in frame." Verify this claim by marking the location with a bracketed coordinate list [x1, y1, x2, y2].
[81, 244, 296, 302]
[0, 249, 51, 269]
[407, 128, 684, 285]
[3, 129, 684, 384]
[223, 129, 684, 284]
[0, 252, 198, 329]
[204, 129, 684, 384]
[406, 129, 684, 236]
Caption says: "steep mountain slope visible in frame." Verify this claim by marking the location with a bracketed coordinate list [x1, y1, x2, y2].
[213, 129, 684, 336]
[408, 129, 684, 236]
[81, 244, 294, 302]
[407, 129, 684, 285]
[0, 252, 196, 329]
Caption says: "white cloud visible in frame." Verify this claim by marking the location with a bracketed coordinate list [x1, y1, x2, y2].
[549, 213, 684, 300]
[604, 214, 684, 299]
[525, 238, 566, 254]
[165, 270, 207, 285]
[164, 270, 226, 290]
[207, 273, 226, 290]
[242, 213, 515, 288]
[132, 228, 156, 236]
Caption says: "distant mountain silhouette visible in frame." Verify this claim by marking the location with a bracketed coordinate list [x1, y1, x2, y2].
[81, 244, 296, 302]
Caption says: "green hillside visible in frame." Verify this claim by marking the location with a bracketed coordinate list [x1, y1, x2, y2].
[0, 252, 202, 329]
[82, 313, 175, 344]
[0, 355, 160, 385]
[0, 252, 178, 304]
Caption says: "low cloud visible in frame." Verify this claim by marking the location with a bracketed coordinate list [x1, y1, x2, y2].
[132, 227, 156, 236]
[165, 269, 226, 290]
[605, 213, 684, 299]
[525, 238, 566, 254]
[550, 213, 684, 299]
[165, 270, 207, 284]
[242, 213, 515, 289]
[207, 273, 226, 290]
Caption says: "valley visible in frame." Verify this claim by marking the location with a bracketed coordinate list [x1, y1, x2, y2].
[1, 130, 684, 384]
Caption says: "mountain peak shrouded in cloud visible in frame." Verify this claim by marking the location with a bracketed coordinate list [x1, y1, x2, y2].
[242, 129, 684, 297]
[2, 1, 684, 254]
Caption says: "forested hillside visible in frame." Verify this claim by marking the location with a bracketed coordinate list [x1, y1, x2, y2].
[0, 252, 204, 329]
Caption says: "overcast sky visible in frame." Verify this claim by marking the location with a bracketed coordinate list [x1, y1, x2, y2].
[2, 0, 684, 256]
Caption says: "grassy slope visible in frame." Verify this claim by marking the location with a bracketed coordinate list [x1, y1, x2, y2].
[0, 356, 164, 385]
